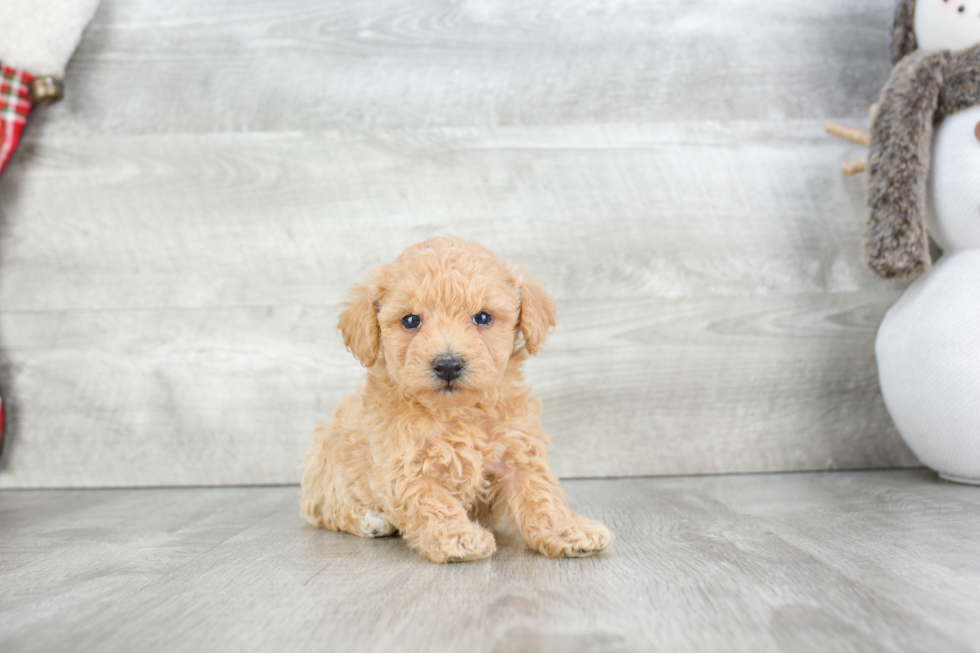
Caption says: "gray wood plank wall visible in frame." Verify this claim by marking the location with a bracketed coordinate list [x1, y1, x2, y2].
[0, 0, 919, 488]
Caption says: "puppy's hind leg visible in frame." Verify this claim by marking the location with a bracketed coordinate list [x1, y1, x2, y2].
[357, 509, 397, 538]
[301, 414, 394, 538]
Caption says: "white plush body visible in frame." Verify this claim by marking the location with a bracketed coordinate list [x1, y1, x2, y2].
[0, 0, 101, 77]
[876, 106, 980, 483]
[914, 0, 980, 54]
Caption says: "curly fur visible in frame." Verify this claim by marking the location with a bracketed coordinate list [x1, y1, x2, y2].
[866, 45, 980, 279]
[301, 236, 613, 563]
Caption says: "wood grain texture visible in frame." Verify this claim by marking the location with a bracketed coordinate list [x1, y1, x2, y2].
[0, 290, 915, 487]
[0, 123, 890, 312]
[31, 0, 895, 137]
[2, 471, 980, 652]
[0, 0, 916, 486]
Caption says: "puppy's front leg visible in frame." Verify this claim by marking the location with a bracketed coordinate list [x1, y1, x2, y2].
[387, 478, 496, 563]
[497, 446, 613, 558]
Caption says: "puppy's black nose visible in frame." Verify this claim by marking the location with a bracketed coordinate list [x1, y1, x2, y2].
[432, 356, 464, 382]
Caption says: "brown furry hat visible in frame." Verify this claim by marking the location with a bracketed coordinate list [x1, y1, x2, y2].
[891, 0, 918, 64]
[866, 4, 980, 280]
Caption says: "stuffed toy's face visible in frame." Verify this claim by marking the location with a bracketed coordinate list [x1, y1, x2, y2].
[914, 0, 980, 51]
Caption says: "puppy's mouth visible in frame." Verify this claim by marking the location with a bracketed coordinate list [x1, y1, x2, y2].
[438, 381, 460, 393]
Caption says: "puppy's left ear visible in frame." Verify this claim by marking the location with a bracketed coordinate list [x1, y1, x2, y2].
[515, 273, 556, 356]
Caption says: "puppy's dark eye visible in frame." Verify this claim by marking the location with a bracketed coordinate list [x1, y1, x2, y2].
[473, 312, 493, 326]
[401, 315, 421, 330]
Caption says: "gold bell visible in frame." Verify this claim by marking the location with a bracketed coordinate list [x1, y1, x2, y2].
[28, 77, 64, 104]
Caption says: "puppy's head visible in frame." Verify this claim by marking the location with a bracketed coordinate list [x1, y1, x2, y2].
[338, 236, 555, 409]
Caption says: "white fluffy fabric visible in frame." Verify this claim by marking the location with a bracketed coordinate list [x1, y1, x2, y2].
[877, 251, 980, 484]
[926, 107, 980, 253]
[0, 0, 101, 77]
[914, 0, 980, 53]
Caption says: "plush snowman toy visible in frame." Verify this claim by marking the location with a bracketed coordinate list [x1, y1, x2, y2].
[867, 0, 980, 483]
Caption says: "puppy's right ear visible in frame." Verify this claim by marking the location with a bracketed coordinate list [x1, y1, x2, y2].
[337, 281, 380, 366]
[865, 50, 944, 280]
[891, 0, 917, 65]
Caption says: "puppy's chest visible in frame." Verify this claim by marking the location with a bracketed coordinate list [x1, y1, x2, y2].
[418, 419, 506, 486]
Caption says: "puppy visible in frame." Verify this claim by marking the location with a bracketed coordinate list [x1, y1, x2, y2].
[301, 236, 613, 563]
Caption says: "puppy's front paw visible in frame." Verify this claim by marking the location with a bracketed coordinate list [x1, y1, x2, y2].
[532, 516, 613, 558]
[418, 523, 496, 563]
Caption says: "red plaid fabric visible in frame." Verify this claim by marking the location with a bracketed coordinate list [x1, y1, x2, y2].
[0, 63, 31, 452]
[0, 63, 35, 175]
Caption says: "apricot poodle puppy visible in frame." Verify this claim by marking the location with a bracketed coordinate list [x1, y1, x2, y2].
[301, 235, 613, 563]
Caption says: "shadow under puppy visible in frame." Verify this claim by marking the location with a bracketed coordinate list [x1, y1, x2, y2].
[301, 236, 613, 563]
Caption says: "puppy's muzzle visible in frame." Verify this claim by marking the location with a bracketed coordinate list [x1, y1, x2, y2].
[432, 355, 464, 383]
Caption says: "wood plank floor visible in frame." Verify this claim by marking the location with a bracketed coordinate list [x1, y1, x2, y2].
[2, 470, 979, 653]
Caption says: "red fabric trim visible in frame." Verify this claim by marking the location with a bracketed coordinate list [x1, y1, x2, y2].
[0, 63, 36, 174]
